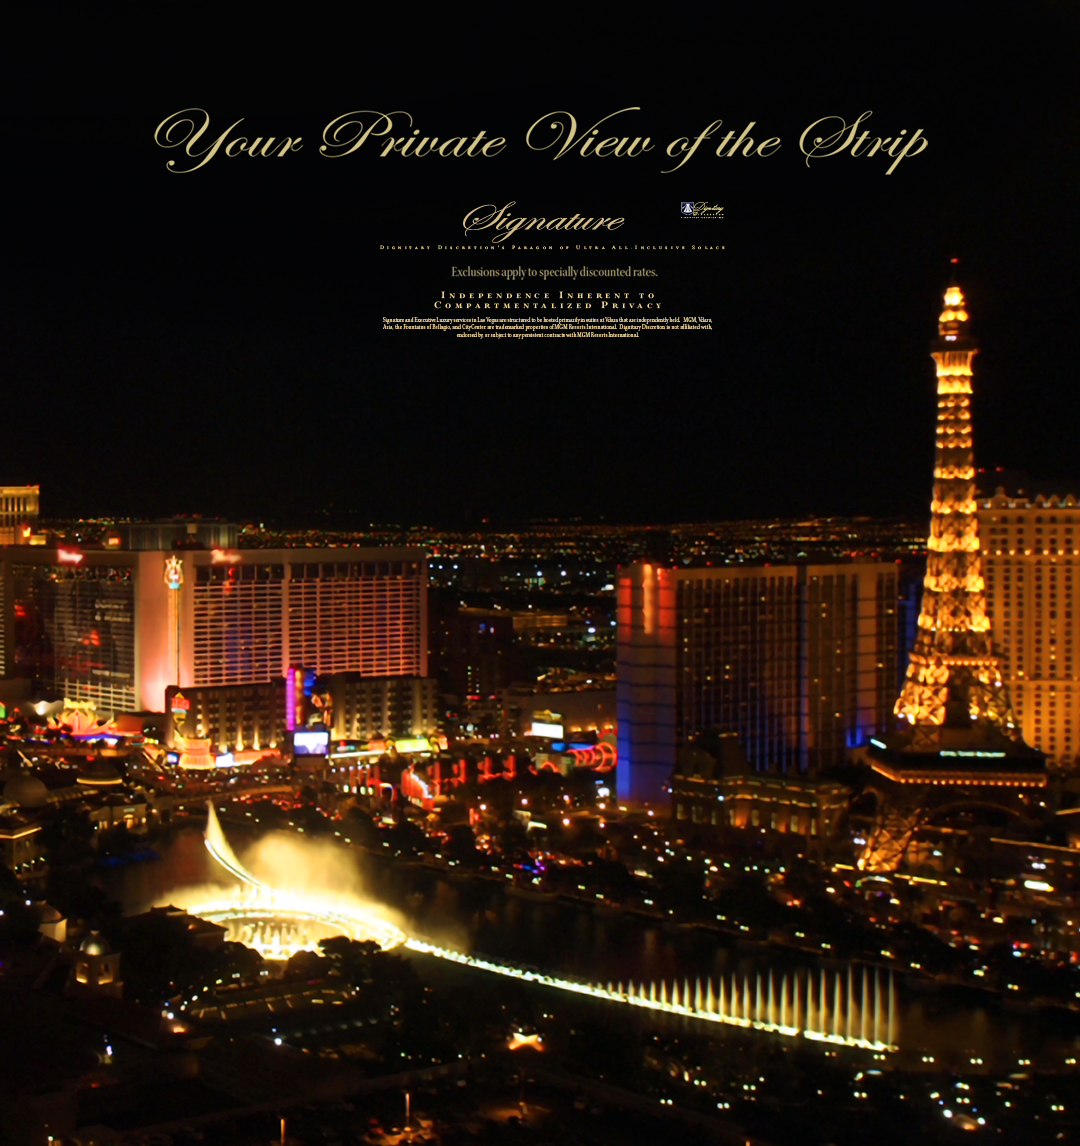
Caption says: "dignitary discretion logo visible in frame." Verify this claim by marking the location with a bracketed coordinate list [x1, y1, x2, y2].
[681, 202, 723, 218]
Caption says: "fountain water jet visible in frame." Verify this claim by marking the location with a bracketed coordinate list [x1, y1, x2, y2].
[181, 804, 406, 960]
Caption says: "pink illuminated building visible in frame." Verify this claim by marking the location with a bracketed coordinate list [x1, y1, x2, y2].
[0, 546, 427, 714]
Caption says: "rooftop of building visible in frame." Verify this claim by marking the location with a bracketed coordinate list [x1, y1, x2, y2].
[671, 732, 846, 790]
[0, 543, 429, 564]
[866, 726, 1047, 787]
[980, 488, 1080, 509]
[974, 466, 1080, 503]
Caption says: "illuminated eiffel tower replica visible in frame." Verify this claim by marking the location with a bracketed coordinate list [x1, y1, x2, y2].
[859, 277, 1046, 873]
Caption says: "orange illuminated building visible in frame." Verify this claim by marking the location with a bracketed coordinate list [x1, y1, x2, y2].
[979, 491, 1080, 769]
[0, 484, 39, 544]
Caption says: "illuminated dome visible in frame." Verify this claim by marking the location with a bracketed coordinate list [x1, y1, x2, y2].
[79, 931, 112, 956]
[3, 771, 49, 808]
[77, 758, 122, 787]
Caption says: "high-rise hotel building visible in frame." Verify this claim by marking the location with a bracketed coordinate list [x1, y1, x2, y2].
[979, 491, 1080, 769]
[617, 561, 898, 803]
[0, 545, 427, 714]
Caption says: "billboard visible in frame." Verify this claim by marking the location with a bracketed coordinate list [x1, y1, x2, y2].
[531, 720, 564, 739]
[293, 728, 330, 756]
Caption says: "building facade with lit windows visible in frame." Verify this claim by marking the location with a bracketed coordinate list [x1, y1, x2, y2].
[979, 491, 1080, 769]
[161, 671, 439, 760]
[430, 601, 516, 699]
[166, 680, 290, 756]
[314, 673, 440, 742]
[0, 484, 39, 545]
[0, 545, 427, 714]
[670, 731, 850, 846]
[616, 559, 898, 804]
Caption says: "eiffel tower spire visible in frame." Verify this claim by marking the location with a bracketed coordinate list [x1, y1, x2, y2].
[894, 277, 1019, 745]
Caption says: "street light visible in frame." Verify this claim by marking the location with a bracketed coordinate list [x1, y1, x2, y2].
[508, 1029, 543, 1118]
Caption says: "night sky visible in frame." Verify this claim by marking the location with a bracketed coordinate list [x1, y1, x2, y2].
[6, 10, 1078, 527]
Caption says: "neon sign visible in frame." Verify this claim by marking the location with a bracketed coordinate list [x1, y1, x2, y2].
[164, 556, 184, 589]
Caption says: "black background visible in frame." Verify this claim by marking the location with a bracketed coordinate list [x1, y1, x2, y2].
[5, 8, 1078, 527]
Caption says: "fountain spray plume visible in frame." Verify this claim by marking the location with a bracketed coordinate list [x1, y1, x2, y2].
[179, 802, 407, 960]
